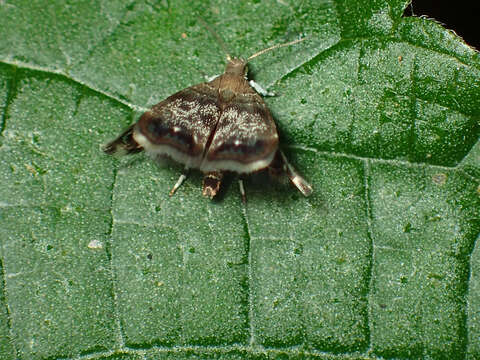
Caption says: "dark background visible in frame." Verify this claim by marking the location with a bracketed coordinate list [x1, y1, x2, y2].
[405, 1, 479, 50]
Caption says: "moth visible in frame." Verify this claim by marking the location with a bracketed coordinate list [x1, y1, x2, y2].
[103, 39, 312, 201]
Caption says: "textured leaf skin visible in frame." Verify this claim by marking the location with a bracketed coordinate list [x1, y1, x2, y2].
[0, 1, 479, 359]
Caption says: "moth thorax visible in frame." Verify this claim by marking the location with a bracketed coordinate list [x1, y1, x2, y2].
[225, 58, 247, 77]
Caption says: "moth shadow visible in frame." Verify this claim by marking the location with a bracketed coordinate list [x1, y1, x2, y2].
[117, 154, 145, 169]
[243, 170, 296, 201]
[113, 152, 314, 204]
[117, 153, 178, 171]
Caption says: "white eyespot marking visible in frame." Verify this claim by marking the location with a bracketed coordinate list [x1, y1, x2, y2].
[234, 140, 241, 146]
[173, 126, 181, 133]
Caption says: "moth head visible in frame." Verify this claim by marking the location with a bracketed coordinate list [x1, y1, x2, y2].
[225, 57, 248, 77]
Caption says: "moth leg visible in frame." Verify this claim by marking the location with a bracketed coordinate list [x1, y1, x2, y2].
[103, 124, 143, 156]
[249, 80, 275, 97]
[278, 150, 313, 197]
[202, 171, 224, 199]
[205, 74, 220, 82]
[238, 179, 246, 204]
[169, 173, 188, 197]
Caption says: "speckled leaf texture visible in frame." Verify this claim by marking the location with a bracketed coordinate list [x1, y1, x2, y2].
[0, 0, 479, 359]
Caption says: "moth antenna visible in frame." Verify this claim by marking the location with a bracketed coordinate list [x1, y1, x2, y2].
[197, 17, 232, 60]
[247, 37, 308, 61]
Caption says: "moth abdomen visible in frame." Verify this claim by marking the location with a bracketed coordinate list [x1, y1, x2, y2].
[202, 171, 224, 199]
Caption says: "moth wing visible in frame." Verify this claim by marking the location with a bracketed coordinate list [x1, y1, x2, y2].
[133, 84, 221, 169]
[103, 123, 143, 156]
[202, 94, 279, 173]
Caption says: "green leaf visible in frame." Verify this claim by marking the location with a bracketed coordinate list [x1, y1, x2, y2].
[0, 1, 479, 359]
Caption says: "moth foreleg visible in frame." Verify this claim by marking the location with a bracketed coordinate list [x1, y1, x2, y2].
[103, 124, 143, 156]
[202, 171, 224, 199]
[238, 179, 246, 204]
[205, 74, 220, 82]
[249, 80, 275, 97]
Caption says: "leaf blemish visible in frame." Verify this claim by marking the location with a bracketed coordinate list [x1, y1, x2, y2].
[432, 173, 447, 185]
